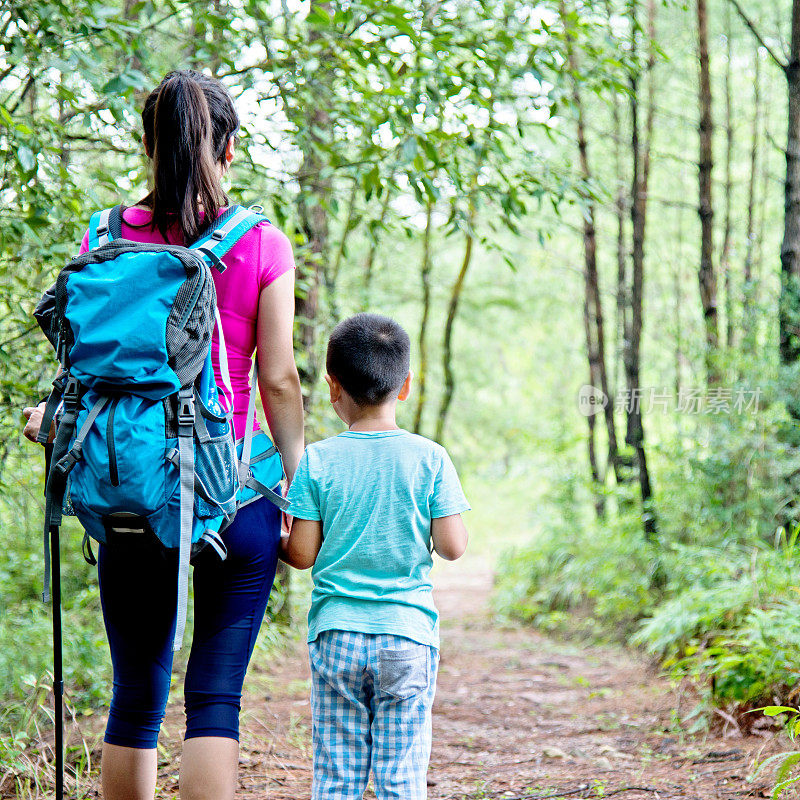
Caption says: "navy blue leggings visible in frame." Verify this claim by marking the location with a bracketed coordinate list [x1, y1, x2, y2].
[97, 497, 282, 749]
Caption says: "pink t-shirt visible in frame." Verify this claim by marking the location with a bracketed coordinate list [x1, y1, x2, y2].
[80, 206, 295, 438]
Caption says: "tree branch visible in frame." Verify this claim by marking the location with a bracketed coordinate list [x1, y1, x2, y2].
[726, 0, 787, 70]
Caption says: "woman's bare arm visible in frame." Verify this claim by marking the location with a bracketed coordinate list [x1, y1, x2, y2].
[256, 269, 305, 483]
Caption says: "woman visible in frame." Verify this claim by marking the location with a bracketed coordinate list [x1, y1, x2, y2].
[23, 70, 305, 800]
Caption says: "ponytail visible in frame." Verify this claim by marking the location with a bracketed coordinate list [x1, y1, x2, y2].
[140, 70, 239, 243]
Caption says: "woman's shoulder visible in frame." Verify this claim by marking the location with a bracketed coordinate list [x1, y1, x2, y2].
[241, 218, 296, 287]
[253, 218, 291, 250]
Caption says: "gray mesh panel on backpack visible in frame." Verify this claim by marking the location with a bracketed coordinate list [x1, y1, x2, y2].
[166, 270, 216, 388]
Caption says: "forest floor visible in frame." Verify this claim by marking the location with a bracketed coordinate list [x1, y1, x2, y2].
[18, 554, 787, 800]
[145, 557, 786, 800]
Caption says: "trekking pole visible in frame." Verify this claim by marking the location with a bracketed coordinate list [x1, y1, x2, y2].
[44, 443, 65, 800]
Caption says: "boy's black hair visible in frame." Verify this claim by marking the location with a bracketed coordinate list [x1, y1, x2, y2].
[326, 313, 411, 406]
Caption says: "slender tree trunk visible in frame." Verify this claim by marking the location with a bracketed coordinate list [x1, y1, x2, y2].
[697, 0, 719, 379]
[362, 187, 393, 309]
[123, 0, 148, 108]
[562, 0, 621, 500]
[605, 0, 629, 411]
[745, 62, 770, 353]
[614, 95, 629, 409]
[435, 205, 475, 446]
[721, 3, 734, 348]
[755, 71, 772, 291]
[326, 179, 359, 323]
[744, 48, 761, 298]
[627, 0, 657, 538]
[210, 0, 224, 76]
[295, 0, 333, 409]
[413, 199, 434, 435]
[780, 1, 800, 370]
[675, 204, 684, 427]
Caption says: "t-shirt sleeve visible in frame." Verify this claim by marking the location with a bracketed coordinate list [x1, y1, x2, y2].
[79, 229, 90, 254]
[287, 450, 322, 521]
[430, 449, 470, 518]
[257, 223, 296, 291]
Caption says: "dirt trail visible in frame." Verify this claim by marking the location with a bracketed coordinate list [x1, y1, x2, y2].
[156, 559, 782, 800]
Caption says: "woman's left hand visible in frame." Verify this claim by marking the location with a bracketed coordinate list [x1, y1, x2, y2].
[22, 402, 51, 443]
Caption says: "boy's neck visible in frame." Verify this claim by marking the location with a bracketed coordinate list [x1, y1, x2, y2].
[346, 404, 400, 432]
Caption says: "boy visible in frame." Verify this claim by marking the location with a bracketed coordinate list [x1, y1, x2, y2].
[282, 312, 469, 800]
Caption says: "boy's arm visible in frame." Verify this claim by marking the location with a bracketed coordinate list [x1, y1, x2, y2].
[280, 518, 323, 570]
[431, 514, 468, 561]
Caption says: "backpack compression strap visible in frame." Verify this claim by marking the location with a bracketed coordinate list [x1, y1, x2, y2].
[189, 205, 267, 272]
[174, 386, 195, 651]
[87, 205, 124, 250]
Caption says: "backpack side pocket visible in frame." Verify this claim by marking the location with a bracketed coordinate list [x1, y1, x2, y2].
[193, 397, 238, 520]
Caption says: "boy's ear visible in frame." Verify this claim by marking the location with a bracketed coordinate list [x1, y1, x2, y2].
[325, 374, 342, 403]
[397, 371, 412, 401]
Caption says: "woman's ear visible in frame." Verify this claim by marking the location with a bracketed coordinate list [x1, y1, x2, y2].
[142, 133, 152, 159]
[224, 135, 236, 171]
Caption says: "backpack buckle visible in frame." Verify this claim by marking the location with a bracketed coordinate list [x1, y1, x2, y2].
[210, 229, 225, 241]
[53, 444, 82, 477]
[177, 395, 195, 427]
[63, 376, 81, 407]
[52, 372, 67, 393]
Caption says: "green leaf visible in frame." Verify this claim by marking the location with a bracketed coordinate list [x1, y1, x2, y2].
[762, 706, 798, 717]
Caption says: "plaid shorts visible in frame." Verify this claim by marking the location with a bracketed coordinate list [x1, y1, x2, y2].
[308, 629, 439, 800]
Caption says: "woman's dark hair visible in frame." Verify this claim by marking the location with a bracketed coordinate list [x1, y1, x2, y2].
[139, 69, 240, 243]
[327, 313, 411, 406]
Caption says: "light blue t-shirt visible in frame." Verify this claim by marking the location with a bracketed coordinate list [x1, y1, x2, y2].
[286, 429, 470, 648]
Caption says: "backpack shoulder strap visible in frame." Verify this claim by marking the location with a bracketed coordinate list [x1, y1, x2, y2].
[189, 205, 269, 272]
[87, 205, 123, 250]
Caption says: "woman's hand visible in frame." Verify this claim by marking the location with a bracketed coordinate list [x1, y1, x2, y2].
[280, 511, 292, 541]
[22, 402, 53, 443]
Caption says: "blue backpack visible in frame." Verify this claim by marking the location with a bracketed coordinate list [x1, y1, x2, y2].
[35, 204, 288, 649]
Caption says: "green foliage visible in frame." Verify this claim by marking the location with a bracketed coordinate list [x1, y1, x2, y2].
[494, 513, 659, 638]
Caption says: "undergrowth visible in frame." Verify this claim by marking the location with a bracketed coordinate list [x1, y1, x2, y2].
[0, 450, 295, 796]
[495, 522, 800, 713]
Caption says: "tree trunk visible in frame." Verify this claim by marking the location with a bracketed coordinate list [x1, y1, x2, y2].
[697, 0, 719, 380]
[413, 199, 434, 435]
[295, 0, 333, 409]
[435, 206, 475, 446]
[362, 186, 393, 309]
[721, 2, 734, 348]
[675, 204, 685, 428]
[613, 93, 629, 409]
[755, 70, 772, 291]
[627, 0, 657, 538]
[562, 0, 621, 499]
[780, 0, 800, 370]
[744, 47, 761, 297]
[326, 179, 359, 323]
